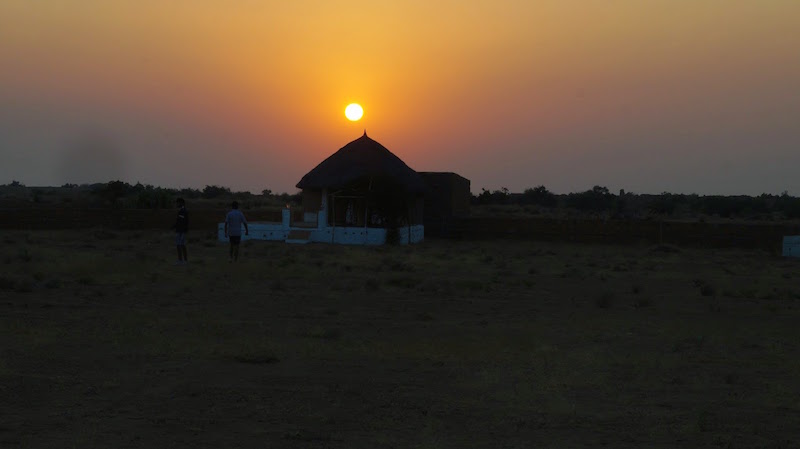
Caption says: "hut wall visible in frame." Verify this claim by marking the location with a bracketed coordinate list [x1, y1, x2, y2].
[450, 175, 471, 217]
[420, 172, 471, 219]
[420, 172, 471, 237]
[408, 196, 425, 225]
[217, 222, 423, 244]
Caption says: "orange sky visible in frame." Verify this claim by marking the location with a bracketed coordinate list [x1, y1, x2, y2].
[1, 1, 799, 194]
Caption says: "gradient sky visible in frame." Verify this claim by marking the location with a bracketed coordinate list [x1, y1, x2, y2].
[2, 1, 799, 195]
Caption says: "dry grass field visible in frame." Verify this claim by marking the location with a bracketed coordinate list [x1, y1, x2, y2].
[2, 230, 800, 448]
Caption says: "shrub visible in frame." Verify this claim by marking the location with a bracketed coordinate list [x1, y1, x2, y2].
[566, 186, 616, 214]
[694, 279, 716, 297]
[521, 186, 557, 208]
[700, 284, 716, 297]
[472, 187, 511, 205]
[202, 185, 231, 199]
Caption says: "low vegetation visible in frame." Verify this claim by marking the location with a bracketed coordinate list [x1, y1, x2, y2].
[473, 184, 800, 221]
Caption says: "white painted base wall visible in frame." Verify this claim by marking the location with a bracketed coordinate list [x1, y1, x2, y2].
[783, 236, 800, 258]
[218, 209, 424, 245]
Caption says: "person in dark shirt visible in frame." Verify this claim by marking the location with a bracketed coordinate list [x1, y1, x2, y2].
[173, 198, 189, 264]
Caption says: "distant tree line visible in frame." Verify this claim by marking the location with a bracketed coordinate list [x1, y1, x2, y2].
[14, 181, 303, 209]
[473, 185, 800, 220]
[5, 179, 800, 219]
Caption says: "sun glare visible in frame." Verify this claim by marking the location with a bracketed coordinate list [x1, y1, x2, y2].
[345, 103, 363, 121]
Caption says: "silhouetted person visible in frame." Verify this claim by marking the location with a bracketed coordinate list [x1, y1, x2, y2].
[224, 201, 248, 262]
[173, 198, 188, 265]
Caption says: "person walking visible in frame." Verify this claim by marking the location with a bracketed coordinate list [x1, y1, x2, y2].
[173, 198, 189, 265]
[224, 201, 249, 262]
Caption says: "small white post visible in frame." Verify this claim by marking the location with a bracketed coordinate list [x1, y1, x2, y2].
[282, 207, 290, 228]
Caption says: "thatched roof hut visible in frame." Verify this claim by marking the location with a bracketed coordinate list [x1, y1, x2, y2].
[296, 132, 425, 193]
[295, 132, 425, 230]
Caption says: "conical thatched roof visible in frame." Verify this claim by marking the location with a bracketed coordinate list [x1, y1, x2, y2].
[296, 132, 425, 193]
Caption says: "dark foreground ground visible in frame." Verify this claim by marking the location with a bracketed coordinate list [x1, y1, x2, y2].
[1, 230, 799, 448]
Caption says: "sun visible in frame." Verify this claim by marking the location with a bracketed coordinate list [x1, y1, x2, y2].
[345, 103, 363, 121]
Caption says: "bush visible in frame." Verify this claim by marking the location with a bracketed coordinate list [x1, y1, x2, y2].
[94, 180, 129, 205]
[473, 187, 510, 205]
[700, 283, 716, 297]
[202, 185, 231, 199]
[522, 186, 557, 208]
[566, 186, 616, 214]
[647, 193, 681, 216]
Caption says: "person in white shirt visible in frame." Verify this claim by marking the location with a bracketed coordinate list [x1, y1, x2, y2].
[224, 201, 249, 262]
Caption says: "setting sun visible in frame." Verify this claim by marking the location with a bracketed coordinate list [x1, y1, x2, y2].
[345, 103, 363, 121]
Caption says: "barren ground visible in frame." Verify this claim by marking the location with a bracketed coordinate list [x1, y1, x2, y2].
[2, 230, 799, 448]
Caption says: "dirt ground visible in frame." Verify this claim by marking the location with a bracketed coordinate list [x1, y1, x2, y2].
[1, 230, 800, 448]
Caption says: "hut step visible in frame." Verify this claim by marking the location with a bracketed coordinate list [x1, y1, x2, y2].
[286, 230, 311, 244]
